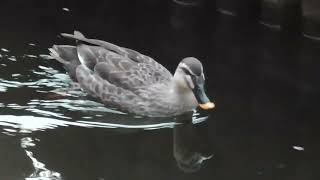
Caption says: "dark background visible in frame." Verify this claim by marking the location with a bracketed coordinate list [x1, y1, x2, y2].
[0, 0, 320, 180]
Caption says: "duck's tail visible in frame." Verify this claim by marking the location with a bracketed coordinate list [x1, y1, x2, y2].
[48, 30, 85, 65]
[49, 45, 71, 64]
[49, 45, 81, 81]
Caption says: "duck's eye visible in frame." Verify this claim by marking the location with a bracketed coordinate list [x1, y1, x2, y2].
[185, 75, 194, 89]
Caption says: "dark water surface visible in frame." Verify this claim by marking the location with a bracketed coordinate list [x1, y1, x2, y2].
[0, 1, 319, 180]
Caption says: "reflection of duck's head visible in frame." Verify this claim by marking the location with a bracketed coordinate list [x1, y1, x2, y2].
[173, 115, 213, 173]
[174, 57, 215, 110]
[176, 152, 213, 173]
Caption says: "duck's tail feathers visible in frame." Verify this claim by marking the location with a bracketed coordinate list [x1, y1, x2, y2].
[49, 46, 70, 64]
[49, 45, 81, 81]
[49, 45, 80, 64]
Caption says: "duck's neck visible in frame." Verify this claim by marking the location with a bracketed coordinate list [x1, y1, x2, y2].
[168, 75, 197, 109]
[172, 70, 189, 91]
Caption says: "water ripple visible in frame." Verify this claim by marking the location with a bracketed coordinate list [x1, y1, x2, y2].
[0, 115, 96, 133]
[25, 108, 72, 119]
[77, 120, 177, 130]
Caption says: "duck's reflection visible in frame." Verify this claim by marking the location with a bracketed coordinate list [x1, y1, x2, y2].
[21, 137, 62, 180]
[0, 110, 213, 179]
[173, 113, 213, 172]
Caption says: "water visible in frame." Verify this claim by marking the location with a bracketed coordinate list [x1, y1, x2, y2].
[0, 1, 320, 180]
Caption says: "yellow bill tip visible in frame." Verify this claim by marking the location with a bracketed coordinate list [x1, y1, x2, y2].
[199, 102, 215, 110]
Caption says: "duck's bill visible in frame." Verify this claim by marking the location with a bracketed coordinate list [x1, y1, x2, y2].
[199, 102, 215, 109]
[193, 85, 215, 110]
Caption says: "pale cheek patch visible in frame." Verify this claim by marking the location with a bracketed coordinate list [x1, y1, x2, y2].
[185, 75, 194, 89]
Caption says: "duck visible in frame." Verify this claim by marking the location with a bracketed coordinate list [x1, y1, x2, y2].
[49, 31, 214, 117]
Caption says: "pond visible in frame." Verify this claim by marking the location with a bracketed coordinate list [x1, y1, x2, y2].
[0, 1, 319, 180]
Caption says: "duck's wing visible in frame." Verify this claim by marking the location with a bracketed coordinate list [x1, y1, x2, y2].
[75, 64, 145, 113]
[64, 31, 173, 90]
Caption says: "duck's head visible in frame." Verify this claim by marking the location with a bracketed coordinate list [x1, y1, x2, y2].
[174, 57, 215, 110]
